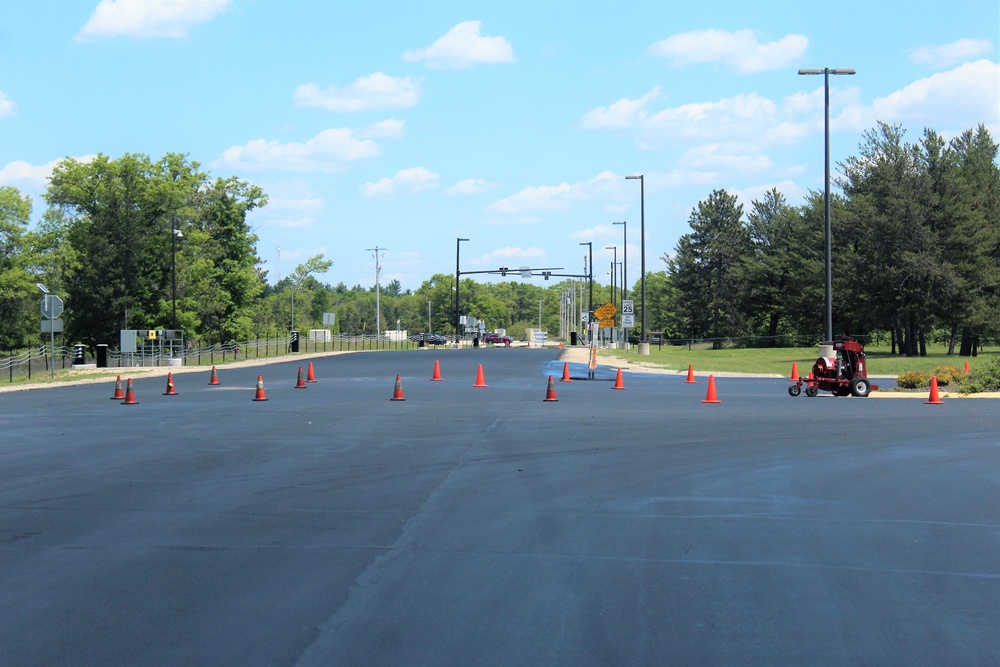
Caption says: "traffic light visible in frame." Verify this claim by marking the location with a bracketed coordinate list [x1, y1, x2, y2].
[542, 271, 551, 281]
[500, 266, 508, 276]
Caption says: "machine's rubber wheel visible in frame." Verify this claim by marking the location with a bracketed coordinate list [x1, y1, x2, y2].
[805, 385, 819, 397]
[850, 376, 871, 398]
[788, 385, 801, 397]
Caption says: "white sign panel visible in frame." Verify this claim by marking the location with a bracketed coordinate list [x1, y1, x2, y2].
[622, 313, 635, 328]
[41, 319, 64, 333]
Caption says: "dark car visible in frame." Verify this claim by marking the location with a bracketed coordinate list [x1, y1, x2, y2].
[482, 332, 513, 347]
[409, 333, 448, 345]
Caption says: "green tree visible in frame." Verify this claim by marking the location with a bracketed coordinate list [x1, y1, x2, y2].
[0, 187, 38, 348]
[667, 189, 752, 339]
[742, 188, 823, 339]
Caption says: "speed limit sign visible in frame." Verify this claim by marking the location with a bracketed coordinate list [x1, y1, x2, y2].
[622, 299, 634, 315]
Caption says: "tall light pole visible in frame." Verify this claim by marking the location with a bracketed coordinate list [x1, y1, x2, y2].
[455, 238, 468, 344]
[171, 217, 177, 331]
[625, 174, 647, 353]
[799, 67, 855, 344]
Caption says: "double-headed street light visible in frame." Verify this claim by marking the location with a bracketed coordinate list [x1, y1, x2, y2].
[624, 174, 646, 353]
[798, 67, 855, 344]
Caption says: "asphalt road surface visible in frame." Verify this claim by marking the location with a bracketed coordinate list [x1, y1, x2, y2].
[1, 349, 998, 665]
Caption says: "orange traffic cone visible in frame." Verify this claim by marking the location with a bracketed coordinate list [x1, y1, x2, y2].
[543, 375, 558, 401]
[391, 374, 406, 401]
[925, 375, 943, 405]
[306, 361, 317, 383]
[163, 372, 178, 396]
[252, 375, 268, 401]
[295, 367, 307, 388]
[685, 364, 696, 384]
[430, 360, 443, 381]
[702, 374, 721, 403]
[790, 361, 799, 381]
[473, 364, 488, 388]
[560, 362, 572, 382]
[964, 360, 970, 374]
[612, 368, 626, 390]
[209, 366, 220, 385]
[122, 378, 138, 405]
[110, 375, 125, 400]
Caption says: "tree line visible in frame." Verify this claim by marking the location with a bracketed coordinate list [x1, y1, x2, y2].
[0, 121, 996, 354]
[663, 122, 999, 355]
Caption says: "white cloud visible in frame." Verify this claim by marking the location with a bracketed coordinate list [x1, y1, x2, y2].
[360, 119, 406, 139]
[214, 123, 399, 173]
[489, 172, 621, 214]
[911, 38, 995, 69]
[582, 87, 786, 147]
[443, 178, 495, 195]
[76, 0, 229, 41]
[676, 143, 773, 173]
[871, 60, 1000, 133]
[361, 167, 440, 198]
[569, 223, 621, 241]
[467, 246, 546, 268]
[0, 90, 15, 117]
[402, 20, 514, 69]
[648, 29, 808, 74]
[293, 73, 421, 112]
[245, 179, 323, 230]
[580, 86, 663, 129]
[0, 155, 97, 192]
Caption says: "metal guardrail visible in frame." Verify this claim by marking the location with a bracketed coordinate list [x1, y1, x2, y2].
[2, 346, 74, 383]
[3, 334, 478, 383]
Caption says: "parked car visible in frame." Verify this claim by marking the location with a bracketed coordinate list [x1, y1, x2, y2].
[482, 332, 513, 347]
[408, 333, 448, 345]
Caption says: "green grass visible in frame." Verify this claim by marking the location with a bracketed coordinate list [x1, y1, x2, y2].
[601, 343, 1000, 377]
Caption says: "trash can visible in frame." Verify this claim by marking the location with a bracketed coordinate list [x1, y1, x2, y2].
[96, 344, 108, 368]
[72, 344, 86, 366]
[570, 331, 578, 346]
[473, 334, 480, 348]
[290, 330, 299, 353]
[418, 333, 425, 348]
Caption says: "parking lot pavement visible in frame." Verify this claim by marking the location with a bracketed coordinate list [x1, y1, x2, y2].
[2, 349, 998, 665]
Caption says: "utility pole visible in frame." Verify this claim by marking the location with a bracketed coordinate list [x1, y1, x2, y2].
[367, 246, 386, 336]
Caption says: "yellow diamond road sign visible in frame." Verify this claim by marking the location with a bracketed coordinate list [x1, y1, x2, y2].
[593, 302, 617, 321]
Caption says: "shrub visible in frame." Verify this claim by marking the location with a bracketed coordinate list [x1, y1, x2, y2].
[956, 357, 1000, 394]
[896, 370, 931, 389]
[933, 365, 963, 386]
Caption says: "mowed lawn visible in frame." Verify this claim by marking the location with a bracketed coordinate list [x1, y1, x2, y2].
[600, 343, 1000, 377]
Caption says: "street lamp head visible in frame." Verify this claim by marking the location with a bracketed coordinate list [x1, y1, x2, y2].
[458, 237, 469, 242]
[624, 175, 642, 180]
[605, 245, 615, 250]
[831, 68, 856, 75]
[613, 220, 625, 225]
[798, 68, 822, 75]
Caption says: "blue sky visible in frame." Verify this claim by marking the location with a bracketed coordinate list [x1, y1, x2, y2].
[1, 0, 997, 292]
